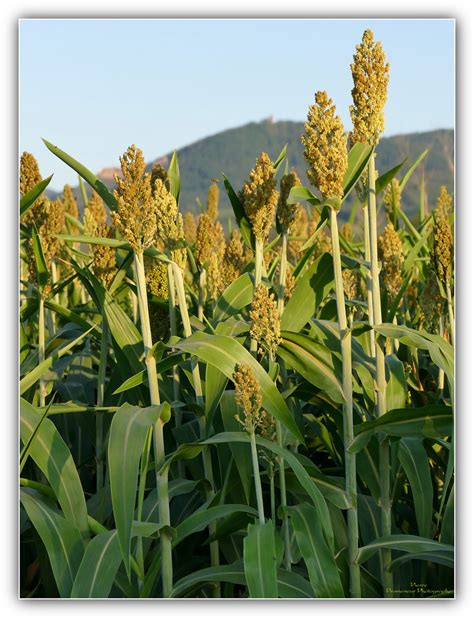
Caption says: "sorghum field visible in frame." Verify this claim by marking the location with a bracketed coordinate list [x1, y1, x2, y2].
[19, 30, 454, 599]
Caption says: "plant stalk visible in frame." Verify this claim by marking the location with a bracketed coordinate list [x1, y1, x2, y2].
[133, 252, 172, 598]
[367, 155, 393, 597]
[277, 421, 291, 571]
[96, 310, 108, 495]
[363, 204, 376, 358]
[277, 232, 288, 315]
[446, 279, 454, 345]
[329, 207, 361, 598]
[38, 296, 46, 407]
[250, 431, 265, 525]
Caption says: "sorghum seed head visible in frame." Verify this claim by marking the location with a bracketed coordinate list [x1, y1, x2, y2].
[183, 211, 197, 245]
[62, 184, 79, 219]
[92, 224, 116, 288]
[342, 268, 359, 301]
[341, 222, 353, 241]
[249, 283, 281, 359]
[239, 152, 278, 243]
[378, 222, 404, 298]
[222, 229, 245, 287]
[420, 270, 443, 333]
[86, 191, 107, 227]
[436, 185, 453, 218]
[383, 178, 401, 215]
[233, 363, 263, 434]
[277, 169, 301, 231]
[113, 145, 157, 253]
[145, 258, 169, 299]
[207, 253, 224, 300]
[196, 212, 225, 269]
[432, 196, 453, 283]
[349, 29, 390, 146]
[207, 182, 220, 221]
[20, 152, 42, 196]
[151, 163, 170, 192]
[302, 91, 348, 200]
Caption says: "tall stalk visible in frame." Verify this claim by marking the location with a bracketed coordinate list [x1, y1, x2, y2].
[363, 204, 376, 358]
[133, 252, 172, 598]
[38, 296, 46, 407]
[167, 264, 183, 477]
[250, 239, 264, 356]
[329, 207, 361, 598]
[250, 430, 265, 525]
[367, 155, 393, 596]
[446, 279, 454, 344]
[96, 312, 108, 494]
[277, 232, 288, 315]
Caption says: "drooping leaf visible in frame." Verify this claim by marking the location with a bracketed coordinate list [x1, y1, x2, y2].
[398, 438, 433, 538]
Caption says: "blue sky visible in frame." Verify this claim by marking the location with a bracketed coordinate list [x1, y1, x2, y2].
[19, 18, 455, 191]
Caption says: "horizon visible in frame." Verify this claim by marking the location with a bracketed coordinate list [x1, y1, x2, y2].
[19, 18, 455, 191]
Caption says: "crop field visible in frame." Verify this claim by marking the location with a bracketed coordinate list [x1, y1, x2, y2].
[19, 29, 454, 599]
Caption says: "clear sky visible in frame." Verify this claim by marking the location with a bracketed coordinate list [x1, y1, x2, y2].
[19, 18, 455, 191]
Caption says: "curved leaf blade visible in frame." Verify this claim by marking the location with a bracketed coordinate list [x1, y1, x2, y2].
[244, 522, 278, 598]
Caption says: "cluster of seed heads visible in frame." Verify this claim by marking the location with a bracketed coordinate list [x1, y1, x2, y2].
[207, 182, 220, 221]
[378, 222, 404, 299]
[350, 29, 390, 146]
[432, 186, 453, 283]
[145, 258, 169, 300]
[183, 212, 197, 245]
[383, 178, 401, 219]
[277, 170, 301, 231]
[92, 224, 116, 289]
[195, 212, 226, 270]
[84, 192, 107, 232]
[62, 184, 79, 219]
[239, 152, 278, 243]
[249, 283, 281, 359]
[302, 91, 348, 201]
[232, 363, 263, 435]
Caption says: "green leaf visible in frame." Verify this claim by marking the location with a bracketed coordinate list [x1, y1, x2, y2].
[281, 252, 333, 332]
[222, 175, 253, 248]
[19, 326, 95, 395]
[399, 149, 429, 194]
[349, 405, 453, 453]
[56, 234, 127, 248]
[42, 139, 117, 210]
[398, 438, 433, 538]
[168, 150, 180, 203]
[71, 530, 121, 598]
[31, 226, 50, 289]
[287, 185, 321, 206]
[20, 489, 84, 598]
[20, 174, 53, 217]
[213, 272, 254, 321]
[385, 354, 407, 412]
[357, 534, 453, 566]
[440, 484, 454, 546]
[244, 522, 278, 598]
[375, 159, 407, 195]
[341, 142, 375, 203]
[278, 331, 344, 403]
[173, 332, 303, 442]
[287, 503, 344, 598]
[108, 403, 168, 575]
[273, 144, 287, 172]
[20, 399, 89, 538]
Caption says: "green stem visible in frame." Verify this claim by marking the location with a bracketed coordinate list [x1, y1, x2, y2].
[198, 269, 206, 321]
[250, 431, 265, 525]
[277, 421, 291, 571]
[167, 264, 183, 477]
[277, 232, 288, 315]
[38, 296, 46, 407]
[133, 252, 172, 598]
[363, 204, 376, 358]
[250, 239, 264, 356]
[269, 464, 276, 524]
[330, 207, 361, 598]
[438, 316, 445, 393]
[368, 156, 392, 597]
[136, 427, 153, 585]
[446, 279, 454, 345]
[96, 310, 108, 500]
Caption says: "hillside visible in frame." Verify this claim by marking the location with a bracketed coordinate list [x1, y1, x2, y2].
[51, 120, 454, 224]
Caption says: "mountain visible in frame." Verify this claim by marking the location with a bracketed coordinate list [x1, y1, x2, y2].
[50, 119, 454, 224]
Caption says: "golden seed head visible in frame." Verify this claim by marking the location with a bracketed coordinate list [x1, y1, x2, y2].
[183, 211, 197, 245]
[207, 182, 220, 221]
[277, 170, 302, 231]
[302, 91, 348, 200]
[86, 191, 107, 228]
[383, 178, 401, 213]
[349, 29, 390, 146]
[249, 283, 281, 359]
[222, 229, 245, 287]
[145, 258, 169, 299]
[113, 145, 157, 253]
[154, 178, 186, 267]
[20, 152, 42, 196]
[239, 152, 278, 242]
[62, 184, 79, 219]
[233, 363, 263, 434]
[342, 268, 359, 301]
[341, 222, 353, 241]
[206, 253, 224, 300]
[196, 212, 225, 269]
[151, 163, 170, 192]
[378, 222, 404, 298]
[432, 193, 453, 283]
[420, 270, 443, 332]
[92, 224, 116, 288]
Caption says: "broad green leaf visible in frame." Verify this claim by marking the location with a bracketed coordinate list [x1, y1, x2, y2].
[278, 331, 344, 403]
[168, 150, 180, 203]
[222, 175, 253, 248]
[348, 405, 453, 453]
[43, 139, 117, 210]
[19, 326, 95, 394]
[56, 233, 126, 248]
[244, 522, 278, 598]
[20, 174, 53, 217]
[357, 534, 453, 566]
[71, 530, 121, 598]
[341, 142, 375, 202]
[398, 438, 433, 538]
[399, 149, 429, 193]
[173, 332, 303, 442]
[20, 399, 89, 537]
[375, 159, 407, 195]
[385, 354, 407, 412]
[31, 226, 50, 289]
[287, 503, 344, 598]
[20, 489, 84, 598]
[287, 185, 321, 206]
[281, 252, 334, 332]
[440, 484, 454, 546]
[108, 402, 168, 575]
[213, 272, 254, 321]
[273, 143, 287, 172]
